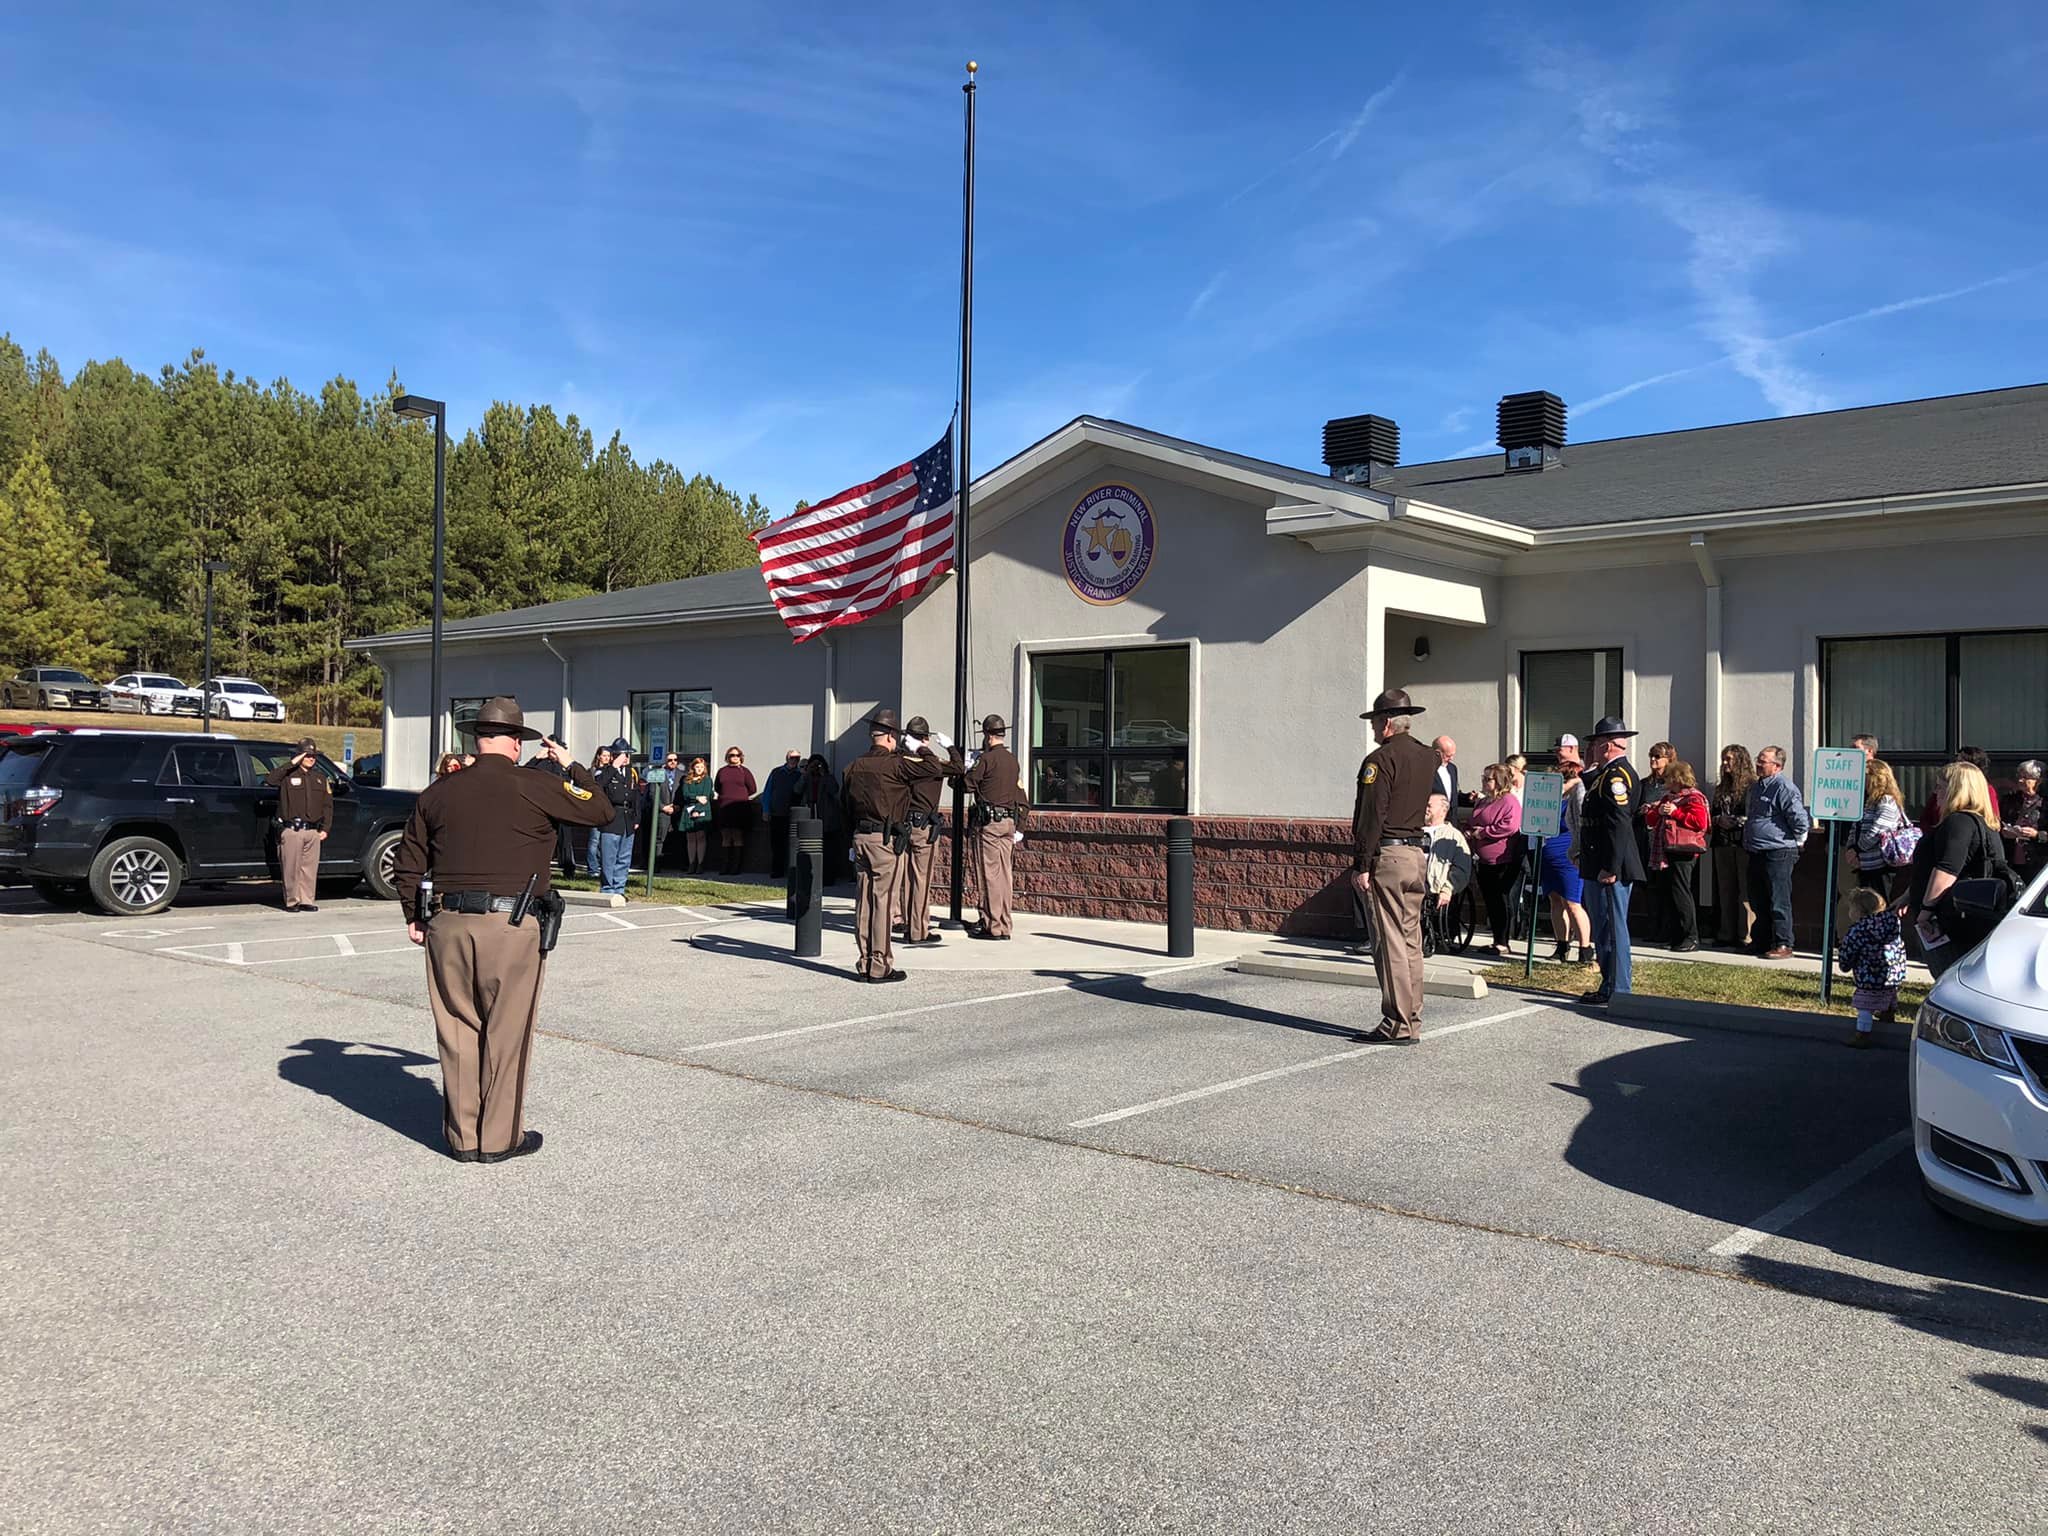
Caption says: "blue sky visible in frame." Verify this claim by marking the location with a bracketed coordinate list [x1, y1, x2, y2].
[5, 0, 2045, 514]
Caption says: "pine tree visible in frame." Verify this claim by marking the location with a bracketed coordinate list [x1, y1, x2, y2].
[0, 442, 117, 674]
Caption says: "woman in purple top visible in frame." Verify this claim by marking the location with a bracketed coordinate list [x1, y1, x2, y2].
[1467, 763, 1523, 958]
[713, 747, 759, 876]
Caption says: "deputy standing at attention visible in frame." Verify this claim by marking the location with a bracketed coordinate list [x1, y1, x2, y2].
[1576, 715, 1647, 1006]
[1351, 688, 1437, 1044]
[392, 697, 615, 1163]
[265, 737, 331, 913]
[894, 715, 962, 947]
[841, 709, 949, 983]
[964, 714, 1026, 940]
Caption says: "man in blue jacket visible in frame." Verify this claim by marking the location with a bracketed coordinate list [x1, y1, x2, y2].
[1744, 744, 1811, 958]
[762, 749, 805, 878]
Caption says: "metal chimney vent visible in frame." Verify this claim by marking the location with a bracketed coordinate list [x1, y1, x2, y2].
[1496, 391, 1566, 471]
[1322, 414, 1400, 486]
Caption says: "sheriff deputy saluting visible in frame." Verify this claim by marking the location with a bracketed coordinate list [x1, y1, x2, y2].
[841, 708, 951, 983]
[392, 697, 616, 1163]
[264, 736, 331, 913]
[964, 714, 1025, 940]
[1351, 687, 1437, 1044]
[895, 714, 962, 947]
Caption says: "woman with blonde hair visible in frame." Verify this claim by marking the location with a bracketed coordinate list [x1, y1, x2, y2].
[1906, 761, 2016, 976]
[1852, 758, 1909, 902]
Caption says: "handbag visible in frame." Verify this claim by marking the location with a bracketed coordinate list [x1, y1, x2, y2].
[1880, 823, 1921, 869]
[1660, 792, 1708, 855]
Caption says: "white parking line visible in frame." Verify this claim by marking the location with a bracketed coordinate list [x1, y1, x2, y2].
[153, 908, 703, 966]
[332, 933, 356, 957]
[1068, 1004, 1550, 1128]
[690, 959, 1231, 1053]
[1705, 1129, 1912, 1258]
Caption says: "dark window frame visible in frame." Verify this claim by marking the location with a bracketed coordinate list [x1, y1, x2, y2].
[1519, 646, 1624, 768]
[1029, 646, 1190, 813]
[627, 687, 715, 766]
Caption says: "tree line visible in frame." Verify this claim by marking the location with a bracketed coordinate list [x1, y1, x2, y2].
[0, 334, 772, 724]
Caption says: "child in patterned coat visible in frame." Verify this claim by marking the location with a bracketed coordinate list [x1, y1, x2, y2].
[1837, 886, 1906, 1049]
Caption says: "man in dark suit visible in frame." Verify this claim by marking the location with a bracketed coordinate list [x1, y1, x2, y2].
[1576, 716, 1648, 1005]
[1432, 735, 1460, 807]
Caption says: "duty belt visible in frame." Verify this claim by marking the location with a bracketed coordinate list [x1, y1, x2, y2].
[435, 890, 522, 914]
[905, 810, 935, 829]
[1379, 836, 1429, 849]
[281, 817, 318, 831]
[981, 806, 1016, 822]
[854, 818, 902, 837]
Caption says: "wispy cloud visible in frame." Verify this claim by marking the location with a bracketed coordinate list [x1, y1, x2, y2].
[1221, 70, 1406, 208]
[1185, 269, 1226, 320]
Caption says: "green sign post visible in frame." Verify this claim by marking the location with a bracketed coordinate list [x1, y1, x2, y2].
[1809, 747, 1867, 1006]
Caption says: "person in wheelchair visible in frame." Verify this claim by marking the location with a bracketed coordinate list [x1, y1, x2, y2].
[1423, 793, 1474, 953]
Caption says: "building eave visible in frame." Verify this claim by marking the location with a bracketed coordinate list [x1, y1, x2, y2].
[345, 602, 784, 652]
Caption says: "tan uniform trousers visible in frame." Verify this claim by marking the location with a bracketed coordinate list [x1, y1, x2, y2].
[853, 830, 901, 978]
[424, 911, 545, 1157]
[975, 821, 1015, 937]
[1369, 843, 1428, 1037]
[278, 826, 322, 909]
[893, 823, 938, 941]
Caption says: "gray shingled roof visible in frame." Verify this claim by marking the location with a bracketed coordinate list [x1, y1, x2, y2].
[354, 563, 772, 645]
[1368, 384, 2048, 529]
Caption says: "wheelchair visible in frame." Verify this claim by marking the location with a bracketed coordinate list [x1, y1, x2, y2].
[1424, 879, 1477, 957]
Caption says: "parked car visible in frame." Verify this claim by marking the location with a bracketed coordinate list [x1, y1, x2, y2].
[0, 730, 413, 915]
[3, 667, 107, 710]
[200, 676, 287, 724]
[349, 752, 383, 787]
[107, 673, 205, 716]
[1909, 866, 2048, 1228]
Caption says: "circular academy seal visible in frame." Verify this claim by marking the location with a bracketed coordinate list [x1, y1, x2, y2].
[1062, 484, 1155, 605]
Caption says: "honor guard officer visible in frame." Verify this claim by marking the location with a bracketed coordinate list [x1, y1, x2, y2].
[963, 715, 1026, 940]
[1352, 688, 1437, 1044]
[392, 697, 616, 1162]
[841, 709, 950, 982]
[894, 715, 962, 946]
[264, 737, 331, 912]
[1576, 715, 1647, 1005]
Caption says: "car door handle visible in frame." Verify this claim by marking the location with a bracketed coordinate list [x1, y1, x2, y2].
[165, 797, 195, 804]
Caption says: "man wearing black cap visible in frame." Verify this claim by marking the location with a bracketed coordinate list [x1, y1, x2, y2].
[263, 736, 331, 912]
[392, 697, 616, 1162]
[1577, 716, 1647, 1004]
[1352, 688, 1437, 1043]
[841, 709, 950, 981]
[894, 715, 963, 945]
[964, 714, 1025, 939]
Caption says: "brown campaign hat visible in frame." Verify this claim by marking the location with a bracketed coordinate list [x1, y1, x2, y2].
[470, 696, 543, 742]
[294, 736, 320, 755]
[979, 714, 1008, 735]
[1588, 715, 1639, 741]
[866, 708, 903, 733]
[904, 716, 931, 737]
[1359, 688, 1426, 721]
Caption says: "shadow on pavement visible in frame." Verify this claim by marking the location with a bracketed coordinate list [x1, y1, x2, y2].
[687, 929, 859, 981]
[278, 1037, 444, 1152]
[1032, 968, 1368, 1043]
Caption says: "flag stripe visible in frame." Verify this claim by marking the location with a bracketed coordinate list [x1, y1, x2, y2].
[755, 487, 927, 574]
[754, 470, 918, 551]
[771, 517, 955, 618]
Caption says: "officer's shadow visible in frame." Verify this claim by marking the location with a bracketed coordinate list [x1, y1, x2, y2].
[278, 1038, 444, 1152]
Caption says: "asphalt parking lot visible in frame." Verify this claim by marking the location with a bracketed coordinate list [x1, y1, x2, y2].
[4, 885, 2045, 1531]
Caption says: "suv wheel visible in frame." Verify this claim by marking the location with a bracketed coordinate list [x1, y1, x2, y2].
[363, 829, 403, 901]
[37, 689, 51, 708]
[88, 835, 184, 916]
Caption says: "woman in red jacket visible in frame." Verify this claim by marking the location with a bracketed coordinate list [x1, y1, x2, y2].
[1645, 759, 1711, 951]
[1466, 763, 1523, 959]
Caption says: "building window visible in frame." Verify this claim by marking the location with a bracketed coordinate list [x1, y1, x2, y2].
[1521, 648, 1621, 761]
[449, 696, 490, 747]
[1823, 630, 2048, 808]
[1030, 647, 1189, 811]
[629, 689, 713, 766]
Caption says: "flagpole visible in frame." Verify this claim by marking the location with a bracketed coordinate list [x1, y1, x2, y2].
[948, 59, 978, 926]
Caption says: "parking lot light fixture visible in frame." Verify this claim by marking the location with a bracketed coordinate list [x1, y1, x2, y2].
[392, 394, 448, 783]
[201, 559, 230, 735]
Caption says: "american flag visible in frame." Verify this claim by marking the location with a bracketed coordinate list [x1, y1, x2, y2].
[753, 425, 957, 642]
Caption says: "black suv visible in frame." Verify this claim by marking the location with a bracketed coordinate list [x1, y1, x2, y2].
[0, 731, 416, 915]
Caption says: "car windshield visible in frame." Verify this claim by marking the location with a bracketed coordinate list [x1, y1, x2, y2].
[43, 670, 91, 684]
[223, 682, 267, 694]
[145, 676, 187, 689]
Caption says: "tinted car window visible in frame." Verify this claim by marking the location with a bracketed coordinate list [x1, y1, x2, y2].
[171, 743, 243, 788]
[0, 743, 53, 793]
[146, 676, 185, 689]
[47, 738, 171, 785]
[44, 670, 93, 684]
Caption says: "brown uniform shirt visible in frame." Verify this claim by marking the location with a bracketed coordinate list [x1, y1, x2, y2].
[264, 760, 331, 829]
[842, 746, 948, 826]
[1352, 728, 1437, 870]
[904, 743, 963, 814]
[393, 753, 614, 906]
[963, 744, 1024, 808]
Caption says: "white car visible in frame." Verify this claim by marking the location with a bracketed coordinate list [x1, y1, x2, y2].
[200, 676, 287, 724]
[107, 672, 205, 716]
[1910, 866, 2048, 1227]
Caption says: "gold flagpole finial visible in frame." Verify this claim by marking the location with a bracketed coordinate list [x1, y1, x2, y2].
[966, 60, 978, 75]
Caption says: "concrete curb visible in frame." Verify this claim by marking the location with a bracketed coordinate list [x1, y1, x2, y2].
[1606, 990, 1914, 1051]
[559, 890, 626, 909]
[1230, 952, 1488, 1000]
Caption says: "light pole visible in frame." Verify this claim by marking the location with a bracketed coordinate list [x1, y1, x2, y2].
[392, 394, 447, 785]
[200, 559, 230, 734]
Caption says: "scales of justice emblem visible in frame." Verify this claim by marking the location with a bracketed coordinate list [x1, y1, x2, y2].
[1061, 484, 1156, 605]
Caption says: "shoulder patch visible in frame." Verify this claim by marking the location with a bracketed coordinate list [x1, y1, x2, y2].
[1363, 763, 1379, 786]
[563, 781, 594, 801]
[1608, 775, 1630, 803]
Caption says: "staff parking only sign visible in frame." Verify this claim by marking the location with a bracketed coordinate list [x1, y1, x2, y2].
[1809, 748, 1866, 822]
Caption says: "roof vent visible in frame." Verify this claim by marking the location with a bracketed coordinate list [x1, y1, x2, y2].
[1496, 391, 1565, 472]
[1322, 414, 1399, 486]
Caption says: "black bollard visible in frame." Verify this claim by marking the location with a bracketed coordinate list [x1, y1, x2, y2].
[793, 817, 823, 958]
[1166, 816, 1195, 958]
